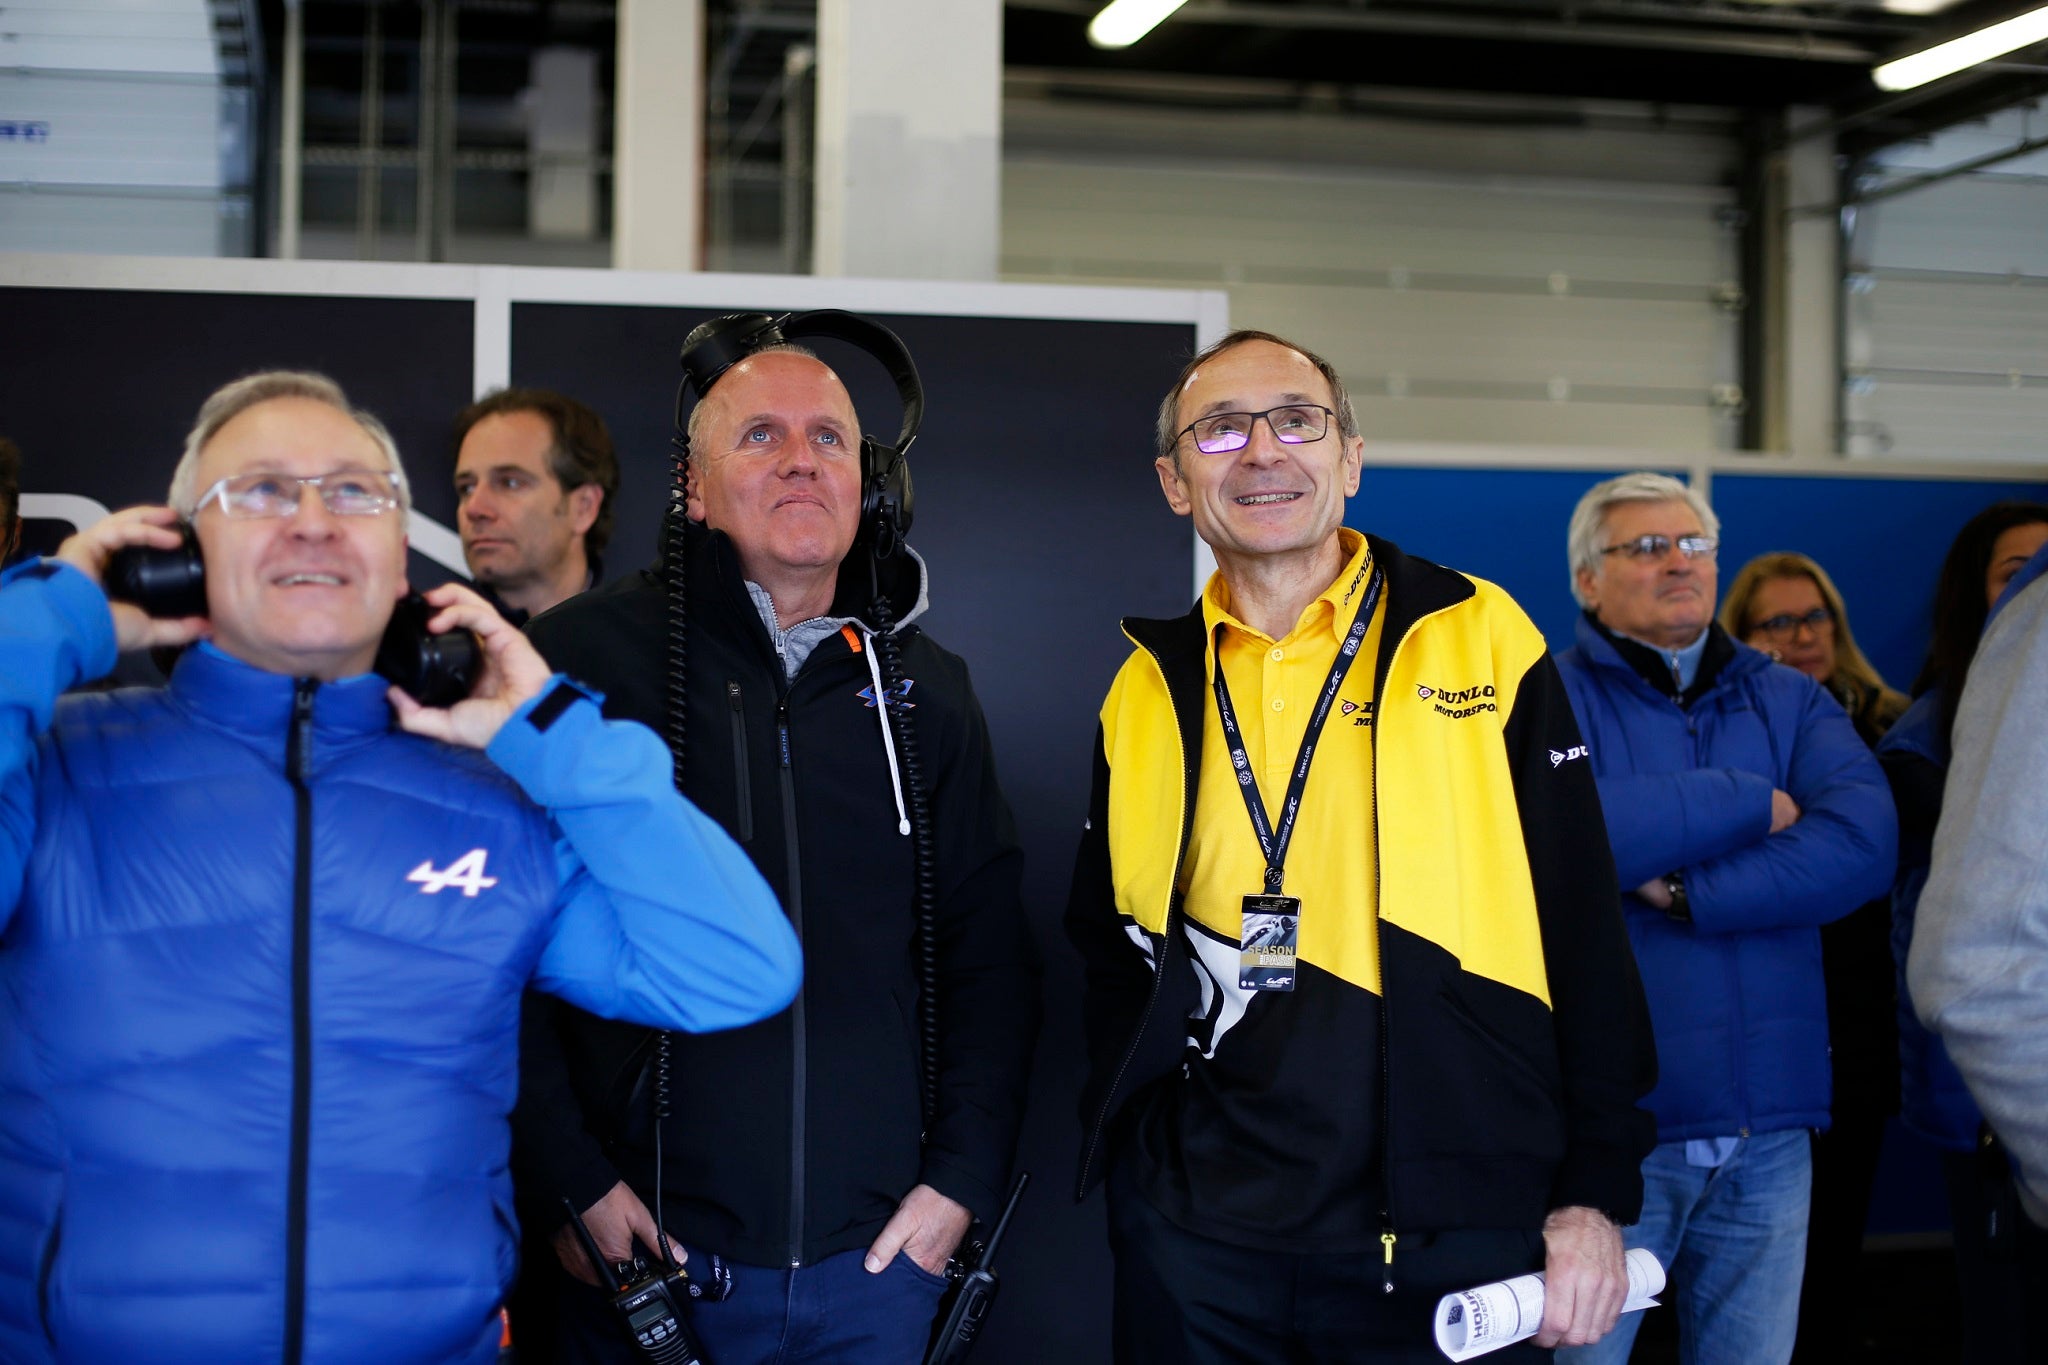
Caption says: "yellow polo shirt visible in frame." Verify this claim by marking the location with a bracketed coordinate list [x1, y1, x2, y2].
[1183, 527, 1386, 994]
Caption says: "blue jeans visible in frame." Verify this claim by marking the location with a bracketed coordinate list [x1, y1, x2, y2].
[550, 1245, 950, 1365]
[1560, 1130, 1811, 1365]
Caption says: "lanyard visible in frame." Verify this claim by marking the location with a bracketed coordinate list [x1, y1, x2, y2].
[1211, 564, 1383, 896]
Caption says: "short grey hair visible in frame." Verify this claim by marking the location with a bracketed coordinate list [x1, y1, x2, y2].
[1567, 471, 1720, 607]
[168, 371, 410, 517]
[683, 342, 832, 456]
[1155, 329, 1361, 470]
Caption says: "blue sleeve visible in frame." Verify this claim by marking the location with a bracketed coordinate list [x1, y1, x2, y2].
[1685, 679, 1898, 934]
[0, 560, 118, 929]
[1595, 767, 1775, 889]
[486, 679, 802, 1032]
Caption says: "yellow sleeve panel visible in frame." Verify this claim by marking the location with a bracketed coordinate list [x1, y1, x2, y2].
[1100, 650, 1186, 939]
[1374, 574, 1553, 1008]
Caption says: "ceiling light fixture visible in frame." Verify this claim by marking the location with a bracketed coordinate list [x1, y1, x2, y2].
[1873, 4, 2048, 90]
[1088, 0, 1192, 49]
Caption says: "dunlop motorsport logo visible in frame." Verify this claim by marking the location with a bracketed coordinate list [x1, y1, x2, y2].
[1340, 698, 1374, 727]
[1416, 682, 1497, 719]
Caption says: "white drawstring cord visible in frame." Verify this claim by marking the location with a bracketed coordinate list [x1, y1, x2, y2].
[862, 626, 912, 836]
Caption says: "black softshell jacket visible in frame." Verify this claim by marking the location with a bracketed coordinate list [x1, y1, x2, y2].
[513, 524, 1039, 1267]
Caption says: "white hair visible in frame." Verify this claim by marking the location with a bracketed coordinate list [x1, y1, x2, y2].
[1566, 471, 1720, 607]
[168, 371, 410, 517]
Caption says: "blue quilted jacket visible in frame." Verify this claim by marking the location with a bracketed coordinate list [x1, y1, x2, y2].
[1555, 617, 1896, 1142]
[0, 560, 800, 1365]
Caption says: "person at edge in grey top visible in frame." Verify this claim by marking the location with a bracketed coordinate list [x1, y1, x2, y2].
[1909, 538, 2048, 1306]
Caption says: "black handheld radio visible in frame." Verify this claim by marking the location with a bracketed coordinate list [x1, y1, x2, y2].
[560, 1198, 711, 1365]
[925, 1172, 1029, 1365]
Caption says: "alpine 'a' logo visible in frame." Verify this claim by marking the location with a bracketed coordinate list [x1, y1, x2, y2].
[408, 848, 499, 897]
[857, 679, 917, 711]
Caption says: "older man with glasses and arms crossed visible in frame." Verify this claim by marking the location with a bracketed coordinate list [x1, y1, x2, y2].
[1552, 473, 1896, 1365]
[1068, 329, 1658, 1363]
[0, 370, 800, 1365]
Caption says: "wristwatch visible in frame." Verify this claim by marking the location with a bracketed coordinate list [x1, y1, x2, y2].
[1662, 871, 1692, 924]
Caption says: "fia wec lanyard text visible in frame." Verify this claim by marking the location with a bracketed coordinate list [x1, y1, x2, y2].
[1210, 563, 1384, 896]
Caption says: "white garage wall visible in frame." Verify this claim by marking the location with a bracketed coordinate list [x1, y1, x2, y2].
[1846, 107, 2048, 462]
[0, 0, 225, 258]
[1002, 86, 1746, 451]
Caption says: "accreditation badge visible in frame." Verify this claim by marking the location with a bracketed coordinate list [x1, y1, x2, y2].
[1240, 894, 1301, 992]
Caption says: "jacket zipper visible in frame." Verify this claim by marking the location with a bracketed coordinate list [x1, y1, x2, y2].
[728, 681, 753, 843]
[283, 680, 318, 1365]
[1689, 704, 1752, 1138]
[1076, 642, 1197, 1201]
[1369, 600, 1455, 1294]
[1370, 629, 1399, 1293]
[777, 696, 807, 1265]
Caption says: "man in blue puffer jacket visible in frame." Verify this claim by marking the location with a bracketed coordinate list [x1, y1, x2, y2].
[0, 371, 803, 1365]
[1552, 473, 1896, 1365]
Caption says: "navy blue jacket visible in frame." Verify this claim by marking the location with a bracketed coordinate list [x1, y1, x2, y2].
[1878, 690, 1979, 1152]
[0, 559, 799, 1365]
[1556, 616, 1896, 1141]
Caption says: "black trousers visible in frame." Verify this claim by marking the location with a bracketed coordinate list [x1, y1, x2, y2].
[1107, 1164, 1551, 1364]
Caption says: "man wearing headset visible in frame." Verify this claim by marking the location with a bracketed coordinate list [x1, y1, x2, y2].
[513, 334, 1038, 1364]
[0, 371, 801, 1365]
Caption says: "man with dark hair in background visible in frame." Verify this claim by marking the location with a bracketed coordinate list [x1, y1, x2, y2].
[454, 388, 620, 623]
[513, 337, 1038, 1364]
[0, 437, 21, 565]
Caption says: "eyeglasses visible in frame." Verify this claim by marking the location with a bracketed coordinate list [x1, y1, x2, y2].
[195, 468, 405, 520]
[1751, 606, 1832, 640]
[1178, 405, 1333, 455]
[1600, 534, 1718, 562]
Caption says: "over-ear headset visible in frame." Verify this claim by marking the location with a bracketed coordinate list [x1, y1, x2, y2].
[672, 308, 923, 560]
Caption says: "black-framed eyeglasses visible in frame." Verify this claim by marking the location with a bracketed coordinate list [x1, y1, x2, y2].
[1600, 533, 1717, 562]
[194, 468, 406, 520]
[1177, 405, 1334, 455]
[1752, 606, 1832, 640]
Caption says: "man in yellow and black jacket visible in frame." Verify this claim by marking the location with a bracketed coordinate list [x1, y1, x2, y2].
[1066, 330, 1657, 1363]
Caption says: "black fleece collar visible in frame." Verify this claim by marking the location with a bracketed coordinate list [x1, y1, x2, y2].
[1123, 533, 1476, 718]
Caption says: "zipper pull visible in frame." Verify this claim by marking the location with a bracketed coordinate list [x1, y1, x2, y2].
[776, 700, 792, 769]
[728, 680, 743, 712]
[1380, 1229, 1397, 1294]
[289, 679, 318, 782]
